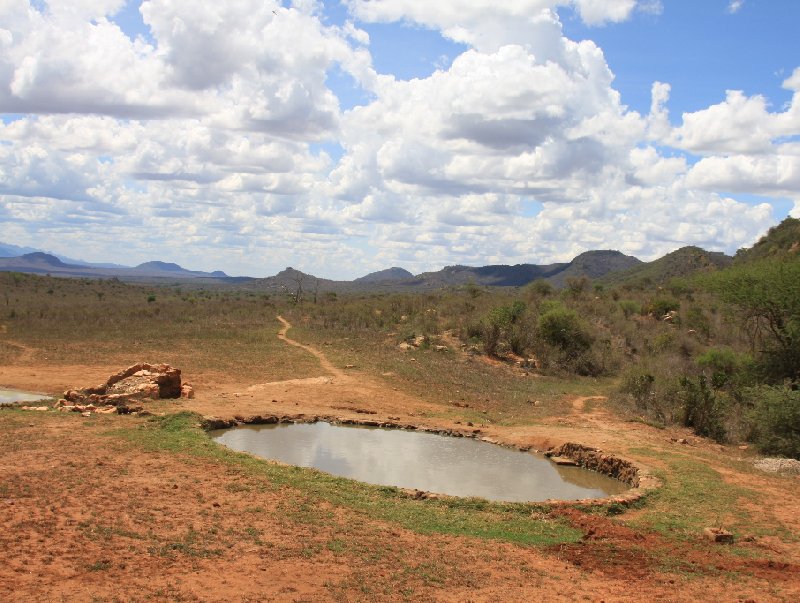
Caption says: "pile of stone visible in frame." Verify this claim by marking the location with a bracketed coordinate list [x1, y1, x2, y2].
[57, 363, 193, 416]
[753, 457, 800, 475]
[398, 335, 448, 352]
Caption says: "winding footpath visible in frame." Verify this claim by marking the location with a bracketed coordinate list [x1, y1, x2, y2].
[275, 315, 345, 379]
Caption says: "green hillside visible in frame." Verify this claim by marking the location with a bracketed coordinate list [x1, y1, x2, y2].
[734, 217, 800, 263]
[598, 246, 732, 288]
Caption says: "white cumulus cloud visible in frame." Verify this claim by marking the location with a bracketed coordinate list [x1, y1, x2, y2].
[0, 0, 795, 277]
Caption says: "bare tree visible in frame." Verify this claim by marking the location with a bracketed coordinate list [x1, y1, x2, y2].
[291, 271, 305, 305]
[312, 278, 321, 304]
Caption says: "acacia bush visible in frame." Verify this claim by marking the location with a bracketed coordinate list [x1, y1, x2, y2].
[746, 386, 800, 459]
[679, 375, 727, 442]
[645, 297, 680, 317]
[703, 259, 800, 382]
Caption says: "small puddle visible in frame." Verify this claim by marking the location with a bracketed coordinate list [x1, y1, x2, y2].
[210, 422, 628, 502]
[0, 389, 49, 405]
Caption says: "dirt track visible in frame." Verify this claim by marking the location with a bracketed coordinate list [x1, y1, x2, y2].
[1, 318, 799, 601]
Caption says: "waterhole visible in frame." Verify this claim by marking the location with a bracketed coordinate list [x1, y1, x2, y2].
[0, 389, 49, 405]
[210, 422, 628, 502]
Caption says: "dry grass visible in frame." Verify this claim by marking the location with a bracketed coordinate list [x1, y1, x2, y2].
[0, 272, 321, 381]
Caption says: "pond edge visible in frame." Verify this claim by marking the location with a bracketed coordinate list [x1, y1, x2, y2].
[200, 412, 661, 508]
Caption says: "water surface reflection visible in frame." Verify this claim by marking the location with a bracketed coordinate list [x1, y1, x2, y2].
[210, 422, 627, 502]
[0, 389, 48, 404]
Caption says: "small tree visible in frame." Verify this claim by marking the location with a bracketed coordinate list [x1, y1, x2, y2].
[537, 307, 593, 356]
[704, 259, 800, 382]
[526, 279, 553, 298]
[290, 271, 305, 305]
[746, 386, 800, 459]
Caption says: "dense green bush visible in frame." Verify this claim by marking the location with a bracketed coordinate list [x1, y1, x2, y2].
[619, 299, 641, 318]
[619, 370, 655, 410]
[645, 297, 680, 317]
[679, 375, 727, 442]
[537, 308, 593, 355]
[746, 386, 800, 459]
[696, 347, 754, 390]
[703, 259, 800, 382]
[526, 280, 553, 297]
[482, 301, 527, 356]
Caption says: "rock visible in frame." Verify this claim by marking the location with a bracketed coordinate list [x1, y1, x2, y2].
[344, 364, 356, 369]
[81, 411, 92, 417]
[550, 456, 579, 466]
[703, 527, 734, 544]
[180, 384, 194, 399]
[22, 406, 49, 412]
[434, 345, 448, 352]
[663, 310, 679, 322]
[64, 363, 184, 408]
[116, 404, 144, 415]
[753, 458, 800, 475]
[64, 390, 82, 402]
[201, 416, 235, 430]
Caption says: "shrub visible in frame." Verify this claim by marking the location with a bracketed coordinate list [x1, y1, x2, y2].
[537, 308, 593, 355]
[685, 306, 710, 338]
[696, 348, 754, 388]
[703, 259, 800, 382]
[645, 297, 680, 317]
[619, 370, 655, 410]
[679, 375, 727, 442]
[619, 300, 641, 318]
[746, 386, 800, 459]
[648, 331, 675, 354]
[482, 321, 501, 357]
[565, 276, 589, 298]
[526, 279, 553, 298]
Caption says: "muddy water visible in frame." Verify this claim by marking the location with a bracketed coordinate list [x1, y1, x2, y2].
[0, 389, 49, 404]
[210, 422, 628, 502]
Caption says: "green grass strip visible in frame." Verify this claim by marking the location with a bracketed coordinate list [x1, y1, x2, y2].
[112, 412, 582, 547]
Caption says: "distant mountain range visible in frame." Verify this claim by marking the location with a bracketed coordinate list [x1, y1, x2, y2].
[0, 251, 231, 281]
[0, 244, 721, 290]
[2, 218, 797, 291]
[237, 250, 643, 294]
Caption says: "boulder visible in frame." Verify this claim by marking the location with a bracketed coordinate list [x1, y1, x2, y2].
[63, 363, 185, 412]
[703, 527, 734, 544]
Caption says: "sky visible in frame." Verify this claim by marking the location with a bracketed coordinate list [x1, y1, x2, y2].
[1, 0, 798, 279]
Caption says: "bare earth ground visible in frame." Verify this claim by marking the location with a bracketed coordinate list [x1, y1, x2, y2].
[1, 318, 799, 602]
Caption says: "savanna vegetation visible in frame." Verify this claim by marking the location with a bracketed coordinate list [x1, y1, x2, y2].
[281, 218, 800, 458]
[1, 220, 799, 601]
[2, 218, 798, 458]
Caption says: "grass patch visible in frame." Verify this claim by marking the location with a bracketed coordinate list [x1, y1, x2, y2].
[112, 412, 582, 547]
[87, 560, 112, 572]
[289, 323, 612, 424]
[148, 528, 223, 559]
[628, 457, 757, 539]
